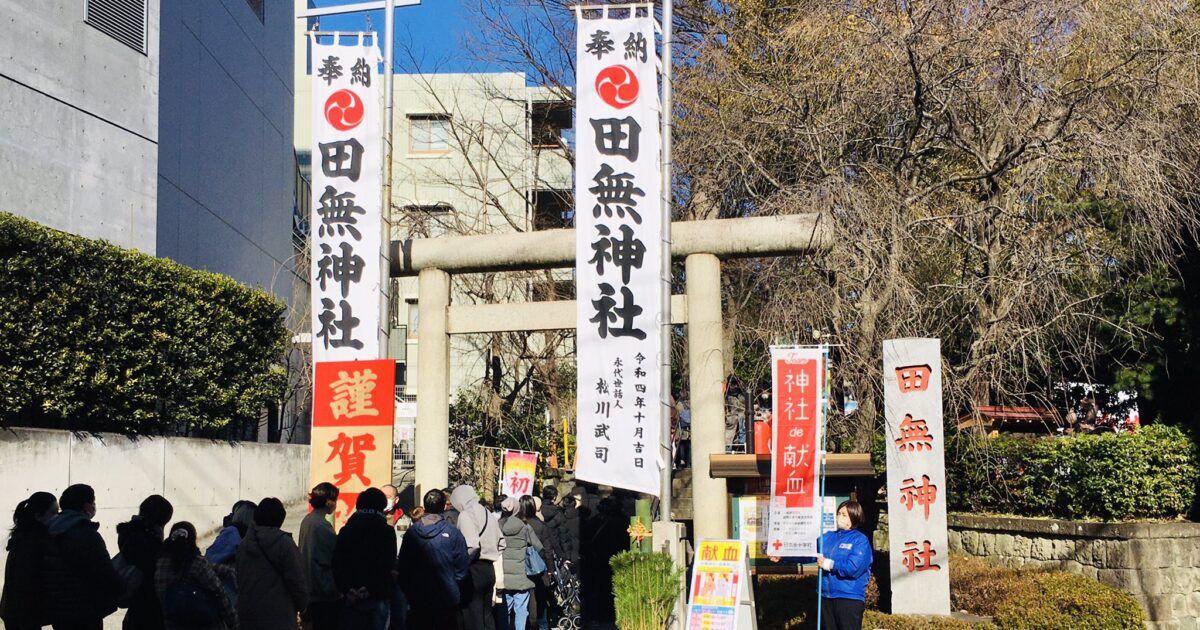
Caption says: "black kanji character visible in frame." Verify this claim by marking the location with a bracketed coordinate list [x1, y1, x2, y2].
[634, 457, 644, 469]
[596, 378, 609, 394]
[317, 186, 365, 240]
[317, 55, 343, 85]
[319, 139, 364, 182]
[586, 30, 614, 59]
[589, 224, 613, 275]
[595, 401, 611, 417]
[595, 424, 611, 440]
[316, 242, 365, 298]
[634, 441, 644, 453]
[590, 283, 646, 340]
[590, 164, 644, 223]
[591, 117, 641, 161]
[595, 447, 609, 463]
[316, 298, 363, 350]
[634, 367, 646, 378]
[594, 224, 645, 284]
[350, 57, 372, 87]
[624, 32, 647, 63]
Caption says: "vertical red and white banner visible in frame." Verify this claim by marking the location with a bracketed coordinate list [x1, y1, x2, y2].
[574, 6, 663, 495]
[766, 347, 825, 556]
[500, 450, 539, 498]
[310, 38, 383, 363]
[311, 359, 395, 527]
[883, 338, 950, 615]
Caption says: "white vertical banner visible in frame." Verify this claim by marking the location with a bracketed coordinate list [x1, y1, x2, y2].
[310, 37, 383, 362]
[574, 7, 663, 495]
[883, 338, 950, 615]
[765, 347, 825, 556]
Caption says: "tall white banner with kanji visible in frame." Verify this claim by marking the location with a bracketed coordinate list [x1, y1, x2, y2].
[574, 7, 663, 495]
[883, 338, 950, 615]
[766, 347, 825, 556]
[310, 38, 383, 362]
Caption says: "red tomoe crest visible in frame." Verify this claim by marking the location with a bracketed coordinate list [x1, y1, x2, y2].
[325, 89, 364, 131]
[595, 65, 638, 109]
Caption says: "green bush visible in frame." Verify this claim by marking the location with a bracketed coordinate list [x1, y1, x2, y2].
[946, 425, 1199, 520]
[0, 212, 287, 435]
[991, 572, 1146, 630]
[863, 610, 989, 629]
[611, 551, 685, 630]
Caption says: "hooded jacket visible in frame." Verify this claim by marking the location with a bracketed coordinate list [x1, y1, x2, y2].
[298, 507, 338, 602]
[116, 516, 166, 629]
[818, 528, 872, 601]
[450, 485, 501, 562]
[333, 509, 396, 601]
[499, 516, 542, 592]
[397, 514, 469, 609]
[235, 525, 309, 630]
[43, 509, 122, 623]
[0, 521, 49, 628]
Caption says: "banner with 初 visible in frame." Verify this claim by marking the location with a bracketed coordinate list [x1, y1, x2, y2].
[765, 347, 826, 556]
[883, 338, 950, 615]
[310, 37, 383, 362]
[574, 5, 664, 496]
[500, 450, 538, 498]
[311, 359, 395, 527]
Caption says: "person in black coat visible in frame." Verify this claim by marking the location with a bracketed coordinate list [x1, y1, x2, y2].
[559, 496, 581, 567]
[0, 491, 58, 630]
[578, 498, 628, 625]
[116, 495, 174, 630]
[334, 488, 398, 630]
[538, 487, 568, 561]
[43, 484, 124, 630]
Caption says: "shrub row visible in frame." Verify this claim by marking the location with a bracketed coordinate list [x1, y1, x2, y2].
[0, 212, 288, 435]
[945, 424, 1199, 520]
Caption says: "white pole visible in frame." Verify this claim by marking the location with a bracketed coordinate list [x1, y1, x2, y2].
[659, 0, 674, 521]
[381, 0, 397, 362]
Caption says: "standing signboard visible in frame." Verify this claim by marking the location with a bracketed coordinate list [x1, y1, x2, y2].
[574, 6, 664, 495]
[765, 347, 825, 556]
[311, 359, 396, 526]
[500, 449, 539, 498]
[686, 540, 753, 630]
[883, 338, 950, 615]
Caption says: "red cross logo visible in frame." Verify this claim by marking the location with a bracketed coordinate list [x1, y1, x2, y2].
[772, 539, 783, 551]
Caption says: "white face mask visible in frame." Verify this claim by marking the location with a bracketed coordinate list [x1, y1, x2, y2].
[836, 509, 852, 531]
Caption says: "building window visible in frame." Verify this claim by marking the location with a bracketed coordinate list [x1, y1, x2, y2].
[533, 190, 573, 231]
[402, 204, 454, 238]
[86, 0, 147, 54]
[408, 115, 451, 154]
[531, 101, 572, 149]
[244, 0, 265, 22]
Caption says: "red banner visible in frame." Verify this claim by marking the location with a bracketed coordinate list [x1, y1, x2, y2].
[772, 357, 820, 508]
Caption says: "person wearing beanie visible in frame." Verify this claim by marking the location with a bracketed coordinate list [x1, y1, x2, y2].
[333, 488, 397, 630]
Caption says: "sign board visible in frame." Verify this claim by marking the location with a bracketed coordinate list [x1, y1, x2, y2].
[573, 7, 665, 495]
[309, 37, 383, 363]
[686, 540, 754, 630]
[311, 359, 395, 527]
[500, 449, 538, 497]
[765, 347, 825, 556]
[883, 338, 950, 615]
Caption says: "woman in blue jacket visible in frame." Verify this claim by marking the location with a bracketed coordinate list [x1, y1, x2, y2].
[815, 500, 872, 630]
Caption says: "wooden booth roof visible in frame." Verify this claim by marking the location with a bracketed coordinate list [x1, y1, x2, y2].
[709, 453, 874, 479]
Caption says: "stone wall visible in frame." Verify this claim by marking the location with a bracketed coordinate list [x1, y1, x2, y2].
[948, 513, 1200, 630]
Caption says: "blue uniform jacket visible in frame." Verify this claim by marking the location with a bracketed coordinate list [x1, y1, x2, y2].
[818, 528, 872, 601]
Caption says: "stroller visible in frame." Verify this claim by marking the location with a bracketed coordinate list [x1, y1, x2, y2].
[552, 556, 582, 630]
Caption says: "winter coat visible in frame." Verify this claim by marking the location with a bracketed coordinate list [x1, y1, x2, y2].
[43, 509, 122, 624]
[333, 509, 396, 601]
[154, 554, 236, 630]
[539, 502, 568, 559]
[0, 523, 49, 629]
[450, 486, 501, 562]
[397, 514, 469, 610]
[298, 507, 338, 602]
[526, 515, 555, 570]
[818, 528, 872, 601]
[561, 503, 581, 564]
[117, 516, 166, 630]
[499, 516, 542, 592]
[235, 525, 309, 630]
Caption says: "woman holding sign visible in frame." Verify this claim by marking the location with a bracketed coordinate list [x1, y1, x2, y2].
[771, 500, 872, 630]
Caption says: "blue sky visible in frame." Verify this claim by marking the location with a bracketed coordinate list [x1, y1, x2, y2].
[305, 0, 513, 75]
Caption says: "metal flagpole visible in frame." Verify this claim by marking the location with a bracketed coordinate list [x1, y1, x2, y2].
[659, 0, 674, 521]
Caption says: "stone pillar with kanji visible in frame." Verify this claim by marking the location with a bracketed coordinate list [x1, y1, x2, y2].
[883, 339, 951, 615]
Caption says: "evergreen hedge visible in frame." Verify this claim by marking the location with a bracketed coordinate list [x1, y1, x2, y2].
[946, 425, 1200, 521]
[0, 212, 288, 435]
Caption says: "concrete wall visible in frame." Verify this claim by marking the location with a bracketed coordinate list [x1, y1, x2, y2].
[0, 0, 161, 253]
[157, 0, 299, 300]
[947, 514, 1200, 630]
[0, 428, 309, 599]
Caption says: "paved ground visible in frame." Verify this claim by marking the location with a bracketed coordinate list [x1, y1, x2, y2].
[103, 501, 308, 629]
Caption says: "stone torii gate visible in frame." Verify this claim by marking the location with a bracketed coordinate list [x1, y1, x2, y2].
[391, 213, 829, 541]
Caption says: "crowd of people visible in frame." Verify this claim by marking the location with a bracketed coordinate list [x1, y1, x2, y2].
[0, 480, 635, 630]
